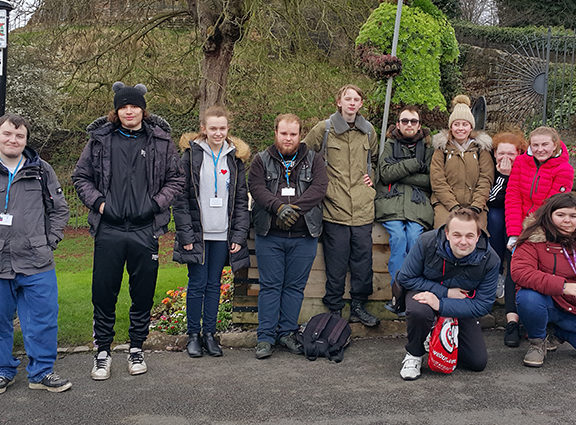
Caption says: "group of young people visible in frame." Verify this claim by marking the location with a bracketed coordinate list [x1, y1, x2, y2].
[378, 94, 576, 380]
[1, 81, 575, 394]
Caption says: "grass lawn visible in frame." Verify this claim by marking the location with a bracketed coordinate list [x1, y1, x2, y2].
[14, 228, 187, 349]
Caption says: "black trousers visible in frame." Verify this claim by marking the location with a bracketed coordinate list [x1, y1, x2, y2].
[322, 221, 373, 311]
[504, 250, 517, 315]
[405, 290, 488, 371]
[92, 223, 159, 351]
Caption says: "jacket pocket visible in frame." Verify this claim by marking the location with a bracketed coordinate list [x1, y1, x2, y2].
[18, 235, 53, 269]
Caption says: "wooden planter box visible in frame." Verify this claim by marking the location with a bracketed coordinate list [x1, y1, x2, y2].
[232, 223, 393, 324]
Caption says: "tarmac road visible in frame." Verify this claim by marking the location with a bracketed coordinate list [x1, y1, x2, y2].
[1, 330, 575, 425]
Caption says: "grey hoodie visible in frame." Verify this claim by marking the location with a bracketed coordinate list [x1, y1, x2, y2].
[198, 140, 234, 240]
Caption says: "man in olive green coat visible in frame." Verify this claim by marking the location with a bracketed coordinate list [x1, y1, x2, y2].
[374, 106, 434, 314]
[304, 84, 380, 327]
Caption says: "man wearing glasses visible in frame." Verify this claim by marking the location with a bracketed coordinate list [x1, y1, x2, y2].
[374, 106, 434, 315]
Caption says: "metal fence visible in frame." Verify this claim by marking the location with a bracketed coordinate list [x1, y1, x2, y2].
[493, 30, 576, 131]
[60, 178, 89, 228]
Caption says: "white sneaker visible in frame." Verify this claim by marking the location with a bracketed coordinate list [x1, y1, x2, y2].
[127, 348, 147, 375]
[400, 353, 422, 381]
[91, 351, 112, 381]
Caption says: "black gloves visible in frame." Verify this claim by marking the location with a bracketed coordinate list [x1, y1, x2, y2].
[418, 160, 428, 174]
[276, 204, 301, 230]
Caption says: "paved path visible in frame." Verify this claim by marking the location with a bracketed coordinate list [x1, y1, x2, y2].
[2, 330, 575, 425]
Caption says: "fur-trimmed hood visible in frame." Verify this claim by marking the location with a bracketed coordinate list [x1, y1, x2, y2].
[179, 132, 251, 163]
[432, 130, 492, 151]
[86, 114, 172, 134]
[522, 215, 547, 243]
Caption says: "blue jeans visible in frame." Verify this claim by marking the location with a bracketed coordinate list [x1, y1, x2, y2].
[516, 289, 576, 349]
[382, 220, 423, 286]
[256, 235, 318, 344]
[0, 270, 59, 383]
[186, 241, 229, 335]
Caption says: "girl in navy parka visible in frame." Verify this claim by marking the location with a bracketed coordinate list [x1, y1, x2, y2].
[173, 106, 250, 358]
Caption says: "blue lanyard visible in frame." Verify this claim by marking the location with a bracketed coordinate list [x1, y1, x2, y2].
[3, 155, 24, 213]
[278, 151, 297, 186]
[211, 145, 224, 197]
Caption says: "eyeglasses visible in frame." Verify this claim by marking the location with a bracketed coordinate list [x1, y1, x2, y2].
[399, 119, 420, 125]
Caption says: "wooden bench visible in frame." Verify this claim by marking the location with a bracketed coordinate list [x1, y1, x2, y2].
[232, 223, 395, 324]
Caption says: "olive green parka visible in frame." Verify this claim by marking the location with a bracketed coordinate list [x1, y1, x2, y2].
[374, 126, 434, 229]
[303, 111, 378, 226]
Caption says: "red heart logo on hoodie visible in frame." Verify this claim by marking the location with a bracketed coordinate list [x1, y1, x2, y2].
[221, 169, 227, 175]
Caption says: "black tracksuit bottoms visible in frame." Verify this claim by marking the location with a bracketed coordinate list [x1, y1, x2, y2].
[92, 223, 159, 352]
[405, 290, 488, 371]
[322, 221, 373, 311]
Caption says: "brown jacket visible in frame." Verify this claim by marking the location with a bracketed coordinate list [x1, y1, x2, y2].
[430, 130, 494, 228]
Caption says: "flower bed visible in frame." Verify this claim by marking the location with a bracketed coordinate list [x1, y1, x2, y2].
[151, 267, 234, 335]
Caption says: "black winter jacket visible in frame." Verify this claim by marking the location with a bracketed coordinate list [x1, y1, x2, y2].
[72, 115, 184, 237]
[172, 136, 250, 272]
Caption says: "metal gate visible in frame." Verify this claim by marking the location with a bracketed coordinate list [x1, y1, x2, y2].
[494, 30, 576, 130]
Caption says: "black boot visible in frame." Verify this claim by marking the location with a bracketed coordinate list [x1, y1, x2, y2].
[349, 300, 380, 327]
[202, 333, 223, 357]
[186, 333, 203, 358]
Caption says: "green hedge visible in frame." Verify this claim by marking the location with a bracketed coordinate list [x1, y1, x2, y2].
[453, 22, 575, 48]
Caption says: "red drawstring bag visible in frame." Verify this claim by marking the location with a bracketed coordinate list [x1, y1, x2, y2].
[428, 316, 459, 374]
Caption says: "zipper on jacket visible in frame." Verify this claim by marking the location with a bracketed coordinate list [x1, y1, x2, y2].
[189, 147, 206, 265]
[528, 164, 541, 214]
[228, 156, 238, 254]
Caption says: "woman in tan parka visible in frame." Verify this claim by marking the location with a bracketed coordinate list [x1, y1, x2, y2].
[430, 95, 494, 229]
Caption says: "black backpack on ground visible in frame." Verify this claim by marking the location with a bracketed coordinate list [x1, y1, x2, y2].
[297, 313, 351, 363]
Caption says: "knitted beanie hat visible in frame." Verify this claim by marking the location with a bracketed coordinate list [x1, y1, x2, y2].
[448, 94, 475, 129]
[113, 81, 147, 111]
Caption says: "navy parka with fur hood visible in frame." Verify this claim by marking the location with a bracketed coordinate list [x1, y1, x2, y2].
[172, 133, 250, 272]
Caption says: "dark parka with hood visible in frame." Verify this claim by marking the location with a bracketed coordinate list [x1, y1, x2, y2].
[73, 115, 184, 238]
[0, 146, 69, 278]
[375, 126, 434, 229]
[172, 133, 250, 272]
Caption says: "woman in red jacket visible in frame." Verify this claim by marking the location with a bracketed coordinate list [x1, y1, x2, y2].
[504, 127, 574, 346]
[511, 193, 576, 368]
[505, 126, 574, 246]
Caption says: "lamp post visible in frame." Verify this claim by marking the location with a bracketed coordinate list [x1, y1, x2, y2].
[0, 1, 14, 116]
[379, 0, 403, 156]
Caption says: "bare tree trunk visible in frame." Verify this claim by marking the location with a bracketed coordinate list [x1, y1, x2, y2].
[188, 0, 249, 115]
